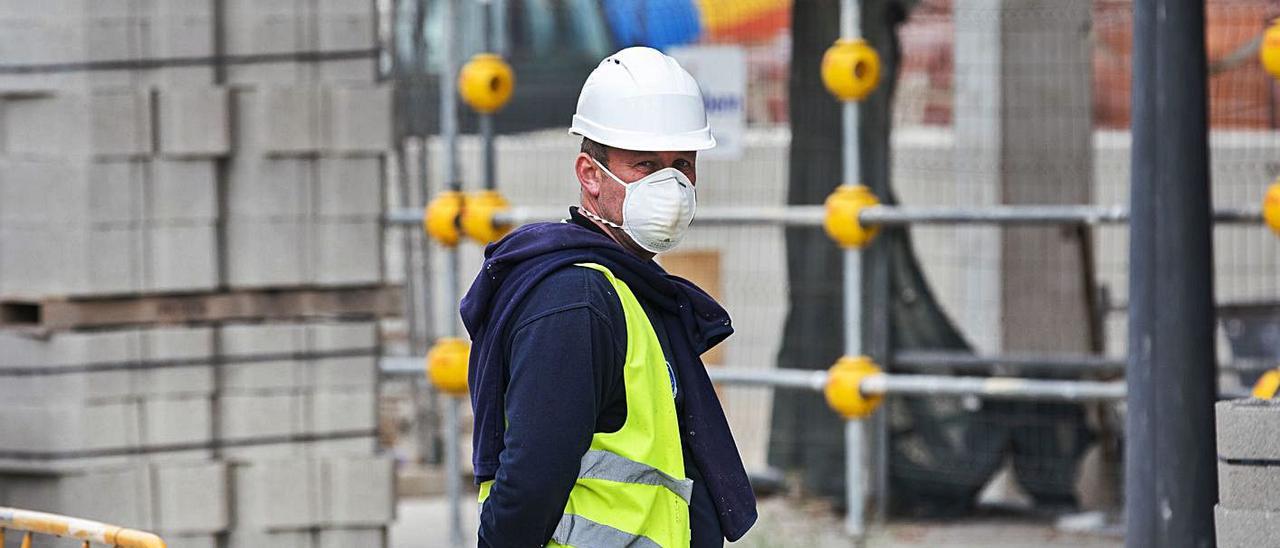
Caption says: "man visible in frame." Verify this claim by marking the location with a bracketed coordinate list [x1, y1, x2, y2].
[461, 47, 757, 547]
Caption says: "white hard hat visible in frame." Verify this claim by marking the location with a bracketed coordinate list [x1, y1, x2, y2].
[570, 47, 716, 152]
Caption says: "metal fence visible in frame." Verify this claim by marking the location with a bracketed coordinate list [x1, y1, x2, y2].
[379, 0, 1280, 544]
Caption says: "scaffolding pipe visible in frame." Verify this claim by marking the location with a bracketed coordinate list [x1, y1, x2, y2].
[439, 0, 463, 545]
[892, 350, 1126, 375]
[838, 0, 866, 537]
[384, 203, 1263, 228]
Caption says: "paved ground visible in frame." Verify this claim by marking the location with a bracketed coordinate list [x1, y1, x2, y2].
[390, 495, 1123, 547]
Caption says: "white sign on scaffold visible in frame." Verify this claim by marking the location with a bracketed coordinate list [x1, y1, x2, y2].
[667, 45, 746, 160]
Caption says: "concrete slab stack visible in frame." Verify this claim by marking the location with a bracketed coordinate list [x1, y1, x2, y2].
[0, 1, 394, 545]
[0, 320, 393, 546]
[1215, 399, 1280, 547]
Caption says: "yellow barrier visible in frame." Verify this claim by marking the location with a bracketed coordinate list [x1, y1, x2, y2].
[0, 507, 166, 548]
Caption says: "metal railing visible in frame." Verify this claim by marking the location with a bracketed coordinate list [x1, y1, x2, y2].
[0, 507, 166, 548]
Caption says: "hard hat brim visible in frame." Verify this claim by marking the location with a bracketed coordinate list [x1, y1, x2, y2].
[570, 115, 717, 153]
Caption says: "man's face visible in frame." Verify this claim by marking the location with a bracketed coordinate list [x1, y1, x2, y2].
[578, 148, 697, 224]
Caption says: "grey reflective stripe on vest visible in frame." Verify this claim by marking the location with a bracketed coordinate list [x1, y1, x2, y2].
[553, 514, 662, 548]
[577, 449, 694, 504]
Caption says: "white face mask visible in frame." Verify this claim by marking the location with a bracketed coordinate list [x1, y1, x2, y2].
[582, 157, 697, 254]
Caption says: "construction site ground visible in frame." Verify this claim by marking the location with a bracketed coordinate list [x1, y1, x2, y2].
[389, 495, 1124, 547]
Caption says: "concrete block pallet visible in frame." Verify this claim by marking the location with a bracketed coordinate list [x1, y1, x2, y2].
[0, 1, 392, 543]
[0, 456, 394, 548]
[0, 320, 380, 472]
[1215, 399, 1280, 547]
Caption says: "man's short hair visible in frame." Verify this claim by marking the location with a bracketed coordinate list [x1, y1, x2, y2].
[580, 137, 609, 165]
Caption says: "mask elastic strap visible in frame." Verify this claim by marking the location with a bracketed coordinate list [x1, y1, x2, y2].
[578, 206, 624, 230]
[589, 156, 628, 188]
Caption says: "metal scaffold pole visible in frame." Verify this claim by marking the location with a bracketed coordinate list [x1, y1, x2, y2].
[839, 0, 866, 537]
[440, 0, 463, 545]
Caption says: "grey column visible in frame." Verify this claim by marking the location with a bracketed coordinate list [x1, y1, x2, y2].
[1126, 0, 1218, 545]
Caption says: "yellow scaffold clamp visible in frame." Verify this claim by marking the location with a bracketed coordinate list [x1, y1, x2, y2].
[1252, 367, 1280, 399]
[426, 337, 471, 396]
[824, 355, 884, 419]
[462, 190, 513, 245]
[1264, 178, 1280, 237]
[821, 39, 881, 102]
[459, 53, 515, 114]
[824, 184, 881, 249]
[1262, 19, 1280, 81]
[425, 191, 464, 246]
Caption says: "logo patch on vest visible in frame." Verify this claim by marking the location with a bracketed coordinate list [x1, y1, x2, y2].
[666, 361, 678, 400]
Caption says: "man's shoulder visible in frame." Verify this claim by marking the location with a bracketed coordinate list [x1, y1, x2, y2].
[511, 264, 622, 326]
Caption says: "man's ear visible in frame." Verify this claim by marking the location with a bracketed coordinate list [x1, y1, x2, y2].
[575, 153, 602, 199]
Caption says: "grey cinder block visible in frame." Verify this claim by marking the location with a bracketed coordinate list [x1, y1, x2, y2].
[232, 457, 319, 530]
[323, 85, 391, 154]
[317, 528, 385, 548]
[226, 157, 312, 218]
[91, 88, 153, 158]
[224, 218, 308, 288]
[1216, 505, 1280, 548]
[309, 354, 378, 389]
[63, 464, 154, 530]
[310, 218, 381, 286]
[146, 224, 219, 293]
[220, 323, 308, 389]
[150, 160, 218, 222]
[261, 87, 322, 154]
[0, 401, 139, 453]
[156, 88, 229, 157]
[226, 530, 313, 548]
[219, 391, 304, 442]
[2, 93, 92, 157]
[142, 396, 212, 448]
[153, 460, 229, 534]
[320, 456, 395, 527]
[308, 389, 377, 435]
[88, 160, 144, 224]
[305, 436, 377, 457]
[88, 226, 145, 295]
[1219, 460, 1280, 512]
[315, 157, 383, 217]
[1217, 399, 1280, 460]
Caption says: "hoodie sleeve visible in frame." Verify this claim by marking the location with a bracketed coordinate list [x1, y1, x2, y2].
[478, 267, 624, 547]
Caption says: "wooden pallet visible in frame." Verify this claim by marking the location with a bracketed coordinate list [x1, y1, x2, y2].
[0, 285, 403, 332]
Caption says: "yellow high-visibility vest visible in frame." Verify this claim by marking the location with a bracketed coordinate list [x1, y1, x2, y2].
[479, 262, 691, 547]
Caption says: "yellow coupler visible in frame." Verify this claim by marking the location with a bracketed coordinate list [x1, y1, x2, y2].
[824, 355, 884, 419]
[427, 338, 471, 396]
[459, 53, 516, 114]
[425, 191, 465, 247]
[1262, 19, 1280, 81]
[824, 185, 881, 249]
[821, 39, 881, 102]
[0, 507, 165, 548]
[461, 190, 513, 245]
[1264, 179, 1280, 237]
[1253, 368, 1280, 400]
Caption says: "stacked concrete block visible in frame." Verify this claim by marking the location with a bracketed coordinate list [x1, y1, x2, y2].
[0, 460, 229, 548]
[218, 320, 380, 444]
[227, 455, 395, 548]
[0, 87, 226, 298]
[0, 1, 391, 543]
[226, 84, 389, 288]
[0, 326, 217, 472]
[224, 0, 378, 86]
[1215, 399, 1280, 547]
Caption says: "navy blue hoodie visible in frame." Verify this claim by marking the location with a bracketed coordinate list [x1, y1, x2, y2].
[460, 209, 757, 544]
